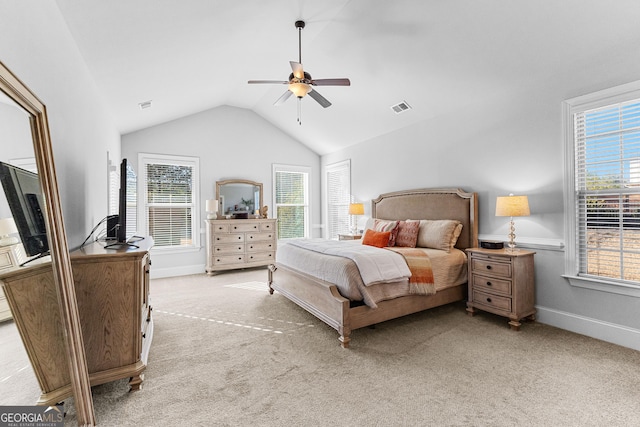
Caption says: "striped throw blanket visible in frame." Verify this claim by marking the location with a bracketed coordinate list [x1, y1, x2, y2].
[386, 247, 436, 295]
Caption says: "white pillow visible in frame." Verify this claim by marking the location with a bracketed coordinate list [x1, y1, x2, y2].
[416, 220, 462, 252]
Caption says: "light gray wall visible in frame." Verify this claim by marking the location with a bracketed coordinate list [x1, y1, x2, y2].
[0, 2, 120, 248]
[122, 105, 320, 277]
[322, 55, 640, 350]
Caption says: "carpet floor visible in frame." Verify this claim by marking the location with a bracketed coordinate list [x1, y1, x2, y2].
[1, 267, 639, 426]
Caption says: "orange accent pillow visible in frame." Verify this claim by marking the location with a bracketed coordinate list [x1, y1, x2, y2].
[362, 229, 391, 248]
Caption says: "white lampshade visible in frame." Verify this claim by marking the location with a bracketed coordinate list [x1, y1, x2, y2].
[206, 199, 218, 213]
[0, 217, 19, 246]
[495, 195, 530, 217]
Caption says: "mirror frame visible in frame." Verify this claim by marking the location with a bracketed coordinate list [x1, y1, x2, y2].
[0, 62, 95, 424]
[216, 179, 263, 218]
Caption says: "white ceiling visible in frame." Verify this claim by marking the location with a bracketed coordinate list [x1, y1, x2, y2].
[54, 0, 640, 155]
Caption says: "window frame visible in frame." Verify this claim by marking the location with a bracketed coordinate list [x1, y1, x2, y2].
[138, 153, 200, 253]
[563, 80, 640, 298]
[325, 159, 352, 239]
[272, 163, 311, 240]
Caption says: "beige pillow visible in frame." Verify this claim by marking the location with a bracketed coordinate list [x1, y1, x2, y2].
[416, 220, 462, 252]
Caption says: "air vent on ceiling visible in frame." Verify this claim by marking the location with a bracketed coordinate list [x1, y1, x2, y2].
[391, 101, 411, 114]
[138, 100, 152, 110]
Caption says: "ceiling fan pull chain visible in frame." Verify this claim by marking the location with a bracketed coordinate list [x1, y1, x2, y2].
[297, 97, 302, 125]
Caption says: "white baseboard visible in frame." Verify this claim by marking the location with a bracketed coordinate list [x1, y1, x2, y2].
[150, 264, 205, 279]
[536, 305, 640, 351]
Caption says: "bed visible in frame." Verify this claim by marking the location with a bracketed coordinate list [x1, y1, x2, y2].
[268, 188, 478, 348]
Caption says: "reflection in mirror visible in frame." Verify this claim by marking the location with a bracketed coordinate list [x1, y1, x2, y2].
[0, 92, 44, 264]
[216, 179, 263, 219]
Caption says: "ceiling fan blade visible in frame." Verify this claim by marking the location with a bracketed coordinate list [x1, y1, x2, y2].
[273, 90, 293, 106]
[290, 61, 304, 79]
[248, 80, 288, 84]
[308, 89, 331, 108]
[311, 78, 351, 86]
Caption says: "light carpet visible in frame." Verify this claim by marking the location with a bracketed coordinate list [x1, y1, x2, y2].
[1, 268, 639, 426]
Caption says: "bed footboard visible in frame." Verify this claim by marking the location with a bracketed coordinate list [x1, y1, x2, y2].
[268, 263, 353, 347]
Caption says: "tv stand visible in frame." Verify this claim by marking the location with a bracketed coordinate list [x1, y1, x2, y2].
[0, 238, 154, 405]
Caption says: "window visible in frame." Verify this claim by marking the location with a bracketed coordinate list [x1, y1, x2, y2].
[325, 160, 351, 239]
[138, 153, 199, 250]
[564, 82, 640, 290]
[273, 164, 310, 239]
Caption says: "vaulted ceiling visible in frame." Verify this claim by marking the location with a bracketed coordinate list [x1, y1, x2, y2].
[54, 0, 640, 155]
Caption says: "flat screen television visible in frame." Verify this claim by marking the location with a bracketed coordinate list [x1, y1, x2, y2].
[0, 161, 49, 258]
[105, 158, 139, 249]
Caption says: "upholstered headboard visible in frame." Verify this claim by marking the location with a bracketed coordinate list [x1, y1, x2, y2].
[371, 188, 478, 250]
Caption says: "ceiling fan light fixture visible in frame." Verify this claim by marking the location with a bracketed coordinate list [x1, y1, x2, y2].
[289, 82, 311, 98]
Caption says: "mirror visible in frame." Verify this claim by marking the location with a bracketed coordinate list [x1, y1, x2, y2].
[0, 62, 95, 423]
[216, 179, 263, 219]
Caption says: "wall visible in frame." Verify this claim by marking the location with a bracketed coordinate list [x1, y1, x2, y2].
[122, 105, 320, 277]
[322, 59, 640, 350]
[0, 2, 121, 247]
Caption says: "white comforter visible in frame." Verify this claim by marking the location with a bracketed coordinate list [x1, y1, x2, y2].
[285, 239, 411, 286]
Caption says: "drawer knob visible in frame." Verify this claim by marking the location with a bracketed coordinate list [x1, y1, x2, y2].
[486, 297, 492, 303]
[238, 236, 242, 240]
[486, 281, 492, 286]
[486, 265, 492, 270]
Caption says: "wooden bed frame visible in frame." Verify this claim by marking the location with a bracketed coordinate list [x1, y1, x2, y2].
[268, 188, 478, 348]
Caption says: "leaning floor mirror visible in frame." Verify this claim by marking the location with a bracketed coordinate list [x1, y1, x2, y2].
[0, 61, 96, 424]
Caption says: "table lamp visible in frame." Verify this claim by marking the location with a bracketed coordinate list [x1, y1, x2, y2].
[495, 194, 530, 252]
[0, 217, 19, 246]
[206, 199, 219, 220]
[348, 203, 364, 235]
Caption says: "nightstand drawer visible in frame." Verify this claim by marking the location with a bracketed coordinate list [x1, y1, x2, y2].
[472, 274, 512, 295]
[472, 290, 511, 312]
[471, 258, 511, 278]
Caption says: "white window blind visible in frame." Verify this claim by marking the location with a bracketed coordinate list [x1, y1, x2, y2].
[274, 165, 309, 239]
[139, 154, 199, 249]
[574, 99, 640, 282]
[326, 160, 351, 239]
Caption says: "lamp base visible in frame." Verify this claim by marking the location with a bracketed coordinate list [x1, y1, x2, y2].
[207, 213, 218, 220]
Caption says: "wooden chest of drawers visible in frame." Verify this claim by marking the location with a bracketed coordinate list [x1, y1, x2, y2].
[205, 218, 277, 274]
[465, 247, 536, 330]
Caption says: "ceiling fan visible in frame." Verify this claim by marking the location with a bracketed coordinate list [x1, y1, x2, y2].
[248, 20, 350, 123]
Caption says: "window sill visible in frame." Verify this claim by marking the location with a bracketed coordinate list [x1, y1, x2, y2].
[563, 275, 640, 298]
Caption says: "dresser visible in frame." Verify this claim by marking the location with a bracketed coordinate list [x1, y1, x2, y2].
[465, 247, 536, 331]
[0, 238, 153, 405]
[206, 218, 277, 274]
[0, 243, 26, 322]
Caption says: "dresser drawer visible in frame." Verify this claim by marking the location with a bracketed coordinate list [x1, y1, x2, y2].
[260, 222, 275, 232]
[0, 252, 12, 270]
[212, 223, 229, 233]
[230, 223, 260, 233]
[246, 252, 275, 263]
[213, 254, 245, 265]
[471, 258, 511, 278]
[472, 274, 512, 295]
[246, 232, 275, 242]
[214, 233, 244, 244]
[246, 241, 275, 252]
[472, 290, 511, 312]
[213, 244, 244, 255]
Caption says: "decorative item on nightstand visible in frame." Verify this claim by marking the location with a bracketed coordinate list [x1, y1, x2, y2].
[348, 203, 364, 235]
[206, 199, 219, 220]
[0, 218, 19, 247]
[495, 194, 530, 252]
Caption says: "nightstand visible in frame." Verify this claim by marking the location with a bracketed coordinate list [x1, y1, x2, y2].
[338, 234, 362, 241]
[465, 247, 536, 331]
